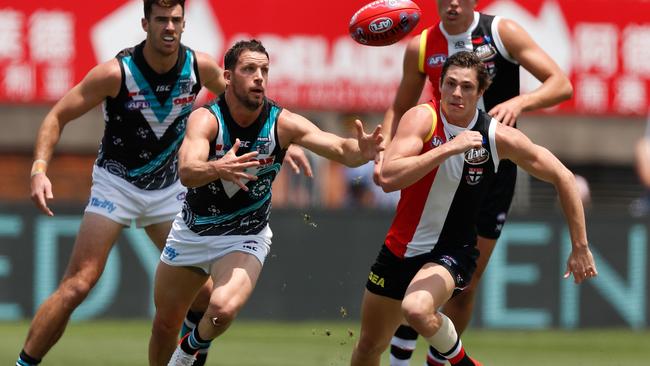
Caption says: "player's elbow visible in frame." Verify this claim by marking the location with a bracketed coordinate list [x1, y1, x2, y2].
[558, 75, 574, 101]
[179, 166, 199, 188]
[378, 172, 400, 193]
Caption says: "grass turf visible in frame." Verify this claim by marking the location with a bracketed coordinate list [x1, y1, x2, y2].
[1, 320, 648, 365]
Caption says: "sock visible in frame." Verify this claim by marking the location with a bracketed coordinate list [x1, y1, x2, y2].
[16, 350, 41, 366]
[423, 314, 478, 366]
[426, 346, 447, 366]
[180, 326, 212, 356]
[390, 325, 419, 366]
[181, 310, 204, 337]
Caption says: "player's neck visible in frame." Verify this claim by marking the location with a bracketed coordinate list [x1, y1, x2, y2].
[441, 17, 474, 36]
[224, 92, 262, 127]
[142, 44, 178, 74]
[441, 108, 473, 128]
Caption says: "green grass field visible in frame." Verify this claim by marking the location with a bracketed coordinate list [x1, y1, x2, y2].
[1, 321, 648, 365]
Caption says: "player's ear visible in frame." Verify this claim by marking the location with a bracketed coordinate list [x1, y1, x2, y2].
[223, 69, 232, 85]
[141, 17, 148, 32]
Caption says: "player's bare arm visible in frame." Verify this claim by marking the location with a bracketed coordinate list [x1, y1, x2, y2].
[278, 109, 383, 168]
[30, 59, 122, 216]
[379, 105, 482, 192]
[196, 51, 226, 94]
[178, 107, 259, 189]
[495, 123, 597, 283]
[488, 18, 573, 126]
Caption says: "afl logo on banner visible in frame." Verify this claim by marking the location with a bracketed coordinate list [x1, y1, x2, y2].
[464, 147, 489, 165]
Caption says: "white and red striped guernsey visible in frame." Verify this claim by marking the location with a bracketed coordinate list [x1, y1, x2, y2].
[385, 101, 501, 258]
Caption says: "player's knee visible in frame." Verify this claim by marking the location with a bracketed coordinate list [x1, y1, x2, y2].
[204, 298, 241, 328]
[58, 276, 98, 308]
[151, 312, 182, 339]
[354, 334, 387, 358]
[402, 295, 438, 334]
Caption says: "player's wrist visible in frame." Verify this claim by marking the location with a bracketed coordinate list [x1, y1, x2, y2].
[30, 159, 48, 177]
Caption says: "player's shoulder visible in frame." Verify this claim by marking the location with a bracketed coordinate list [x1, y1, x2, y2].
[194, 50, 218, 66]
[85, 58, 122, 85]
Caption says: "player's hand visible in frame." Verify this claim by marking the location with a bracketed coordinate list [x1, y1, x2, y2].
[355, 119, 384, 161]
[488, 96, 524, 126]
[30, 173, 54, 216]
[446, 130, 483, 155]
[563, 245, 598, 284]
[372, 150, 384, 186]
[285, 145, 313, 178]
[215, 138, 260, 191]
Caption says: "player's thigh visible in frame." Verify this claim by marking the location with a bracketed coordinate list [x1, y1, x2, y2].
[404, 263, 455, 310]
[209, 251, 263, 308]
[145, 220, 173, 250]
[154, 262, 209, 315]
[472, 236, 498, 286]
[62, 212, 125, 280]
[357, 289, 403, 347]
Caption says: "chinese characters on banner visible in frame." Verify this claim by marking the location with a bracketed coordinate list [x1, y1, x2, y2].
[0, 0, 649, 115]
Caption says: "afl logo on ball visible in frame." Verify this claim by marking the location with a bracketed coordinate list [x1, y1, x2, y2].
[369, 17, 393, 33]
[464, 147, 489, 165]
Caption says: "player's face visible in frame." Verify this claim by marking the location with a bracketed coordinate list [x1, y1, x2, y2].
[439, 66, 482, 125]
[228, 50, 269, 111]
[142, 4, 185, 56]
[436, 0, 477, 28]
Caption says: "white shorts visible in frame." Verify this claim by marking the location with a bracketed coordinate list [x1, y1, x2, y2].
[161, 214, 273, 274]
[84, 165, 186, 227]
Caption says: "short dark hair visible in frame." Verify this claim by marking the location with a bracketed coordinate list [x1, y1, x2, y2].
[143, 0, 185, 20]
[224, 40, 269, 71]
[440, 51, 491, 92]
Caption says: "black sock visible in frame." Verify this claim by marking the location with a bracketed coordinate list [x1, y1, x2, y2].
[18, 350, 41, 366]
[185, 310, 204, 325]
[390, 325, 419, 360]
[180, 326, 211, 355]
[427, 345, 447, 366]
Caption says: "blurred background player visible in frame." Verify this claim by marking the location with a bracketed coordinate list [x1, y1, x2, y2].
[378, 1, 574, 364]
[21, 1, 221, 365]
[148, 39, 383, 366]
[353, 50, 596, 366]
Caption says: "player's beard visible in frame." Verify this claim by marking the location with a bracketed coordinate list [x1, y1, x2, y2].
[233, 85, 263, 111]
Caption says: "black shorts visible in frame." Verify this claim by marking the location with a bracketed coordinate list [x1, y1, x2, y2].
[477, 158, 517, 239]
[365, 244, 479, 300]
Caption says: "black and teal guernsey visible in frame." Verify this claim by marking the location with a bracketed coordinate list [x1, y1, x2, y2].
[96, 41, 201, 190]
[183, 95, 287, 236]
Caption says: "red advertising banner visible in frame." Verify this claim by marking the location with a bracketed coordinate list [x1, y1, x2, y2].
[0, 0, 649, 115]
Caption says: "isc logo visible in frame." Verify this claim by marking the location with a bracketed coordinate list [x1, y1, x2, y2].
[156, 85, 172, 92]
[369, 17, 393, 33]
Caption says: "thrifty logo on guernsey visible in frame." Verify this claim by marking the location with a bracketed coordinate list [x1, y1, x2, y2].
[163, 246, 178, 261]
[90, 198, 117, 213]
[368, 271, 385, 288]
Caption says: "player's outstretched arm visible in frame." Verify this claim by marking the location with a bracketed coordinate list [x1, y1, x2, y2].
[30, 59, 121, 216]
[278, 109, 383, 168]
[496, 124, 597, 283]
[196, 51, 226, 95]
[178, 108, 259, 189]
[379, 105, 482, 192]
[488, 18, 573, 126]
